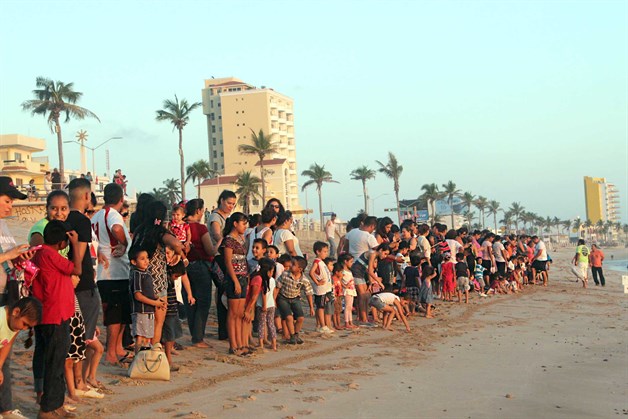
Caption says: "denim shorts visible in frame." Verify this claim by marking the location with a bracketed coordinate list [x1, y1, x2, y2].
[225, 275, 248, 299]
[354, 276, 367, 286]
[277, 295, 304, 319]
[314, 292, 335, 315]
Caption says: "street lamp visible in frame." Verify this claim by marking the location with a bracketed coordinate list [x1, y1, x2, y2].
[65, 136, 122, 177]
[370, 193, 389, 215]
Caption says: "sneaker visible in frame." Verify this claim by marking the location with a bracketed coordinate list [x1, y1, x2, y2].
[315, 327, 324, 333]
[295, 334, 304, 344]
[76, 388, 104, 399]
[3, 409, 27, 419]
[321, 326, 334, 334]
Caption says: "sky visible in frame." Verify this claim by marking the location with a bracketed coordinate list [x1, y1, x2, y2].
[0, 0, 626, 224]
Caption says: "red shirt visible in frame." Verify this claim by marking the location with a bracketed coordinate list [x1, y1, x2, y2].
[245, 274, 262, 306]
[187, 223, 212, 262]
[31, 246, 75, 325]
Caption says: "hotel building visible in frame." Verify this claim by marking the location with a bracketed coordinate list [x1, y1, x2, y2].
[583, 176, 620, 224]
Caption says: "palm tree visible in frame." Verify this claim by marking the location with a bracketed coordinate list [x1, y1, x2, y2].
[500, 210, 514, 233]
[375, 152, 403, 224]
[420, 183, 441, 225]
[442, 181, 460, 229]
[461, 192, 475, 213]
[156, 95, 202, 201]
[350, 166, 376, 214]
[508, 202, 525, 233]
[234, 170, 262, 214]
[583, 219, 593, 241]
[551, 216, 561, 236]
[463, 210, 475, 227]
[301, 163, 339, 231]
[561, 220, 572, 235]
[161, 178, 182, 207]
[22, 77, 100, 180]
[572, 218, 583, 239]
[238, 129, 279, 204]
[474, 196, 488, 229]
[186, 159, 215, 198]
[150, 187, 169, 204]
[487, 200, 501, 232]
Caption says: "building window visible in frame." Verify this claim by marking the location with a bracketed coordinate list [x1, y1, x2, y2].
[210, 113, 215, 121]
[210, 100, 213, 107]
[220, 139, 223, 144]
[212, 138, 216, 146]
[214, 163, 218, 170]
[236, 111, 239, 114]
[213, 151, 217, 158]
[218, 102, 221, 107]
[220, 152, 223, 157]
[242, 123, 245, 126]
[242, 110, 244, 113]
[237, 124, 239, 127]
[221, 164, 224, 169]
[212, 126, 216, 133]
[219, 115, 221, 119]
[14, 153, 21, 162]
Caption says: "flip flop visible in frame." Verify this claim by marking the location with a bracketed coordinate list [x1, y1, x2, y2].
[118, 352, 134, 364]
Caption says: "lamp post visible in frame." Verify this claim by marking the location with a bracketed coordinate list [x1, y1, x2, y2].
[370, 193, 389, 216]
[64, 136, 122, 178]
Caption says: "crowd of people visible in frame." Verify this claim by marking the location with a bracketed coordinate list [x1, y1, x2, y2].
[0, 178, 607, 418]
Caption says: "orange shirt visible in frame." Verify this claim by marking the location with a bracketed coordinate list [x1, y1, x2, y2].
[589, 249, 604, 268]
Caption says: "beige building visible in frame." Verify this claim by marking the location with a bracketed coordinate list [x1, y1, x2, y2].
[0, 134, 50, 188]
[200, 77, 300, 211]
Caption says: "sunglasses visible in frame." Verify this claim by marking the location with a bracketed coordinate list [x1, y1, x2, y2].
[270, 204, 279, 209]
[121, 212, 129, 217]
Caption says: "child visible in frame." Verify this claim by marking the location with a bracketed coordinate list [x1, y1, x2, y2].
[248, 238, 268, 274]
[339, 254, 357, 329]
[275, 254, 292, 339]
[129, 247, 166, 353]
[31, 220, 82, 418]
[402, 255, 421, 314]
[242, 258, 269, 353]
[308, 242, 334, 334]
[275, 256, 314, 345]
[0, 297, 42, 419]
[331, 263, 344, 330]
[395, 241, 410, 291]
[163, 260, 192, 371]
[455, 253, 470, 304]
[169, 205, 191, 253]
[440, 253, 455, 302]
[368, 292, 410, 332]
[256, 258, 278, 351]
[419, 265, 436, 318]
[474, 257, 488, 297]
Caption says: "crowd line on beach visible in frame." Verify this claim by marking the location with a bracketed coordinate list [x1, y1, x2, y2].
[0, 175, 603, 418]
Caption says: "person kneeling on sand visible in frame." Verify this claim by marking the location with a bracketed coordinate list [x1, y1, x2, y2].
[368, 292, 410, 332]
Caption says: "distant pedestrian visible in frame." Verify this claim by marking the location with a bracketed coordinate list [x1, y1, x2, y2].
[589, 244, 605, 287]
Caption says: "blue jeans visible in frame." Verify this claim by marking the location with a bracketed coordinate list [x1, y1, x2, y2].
[38, 320, 70, 413]
[184, 261, 213, 343]
[327, 238, 337, 259]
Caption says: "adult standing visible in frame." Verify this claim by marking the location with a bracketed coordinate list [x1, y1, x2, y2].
[132, 201, 186, 346]
[345, 216, 378, 325]
[264, 198, 285, 218]
[273, 211, 303, 257]
[129, 193, 155, 238]
[589, 244, 606, 287]
[183, 199, 215, 347]
[91, 183, 131, 365]
[66, 178, 103, 390]
[572, 239, 590, 288]
[480, 233, 496, 272]
[530, 236, 548, 286]
[208, 190, 236, 341]
[325, 213, 338, 259]
[43, 171, 52, 195]
[492, 235, 508, 275]
[51, 169, 61, 191]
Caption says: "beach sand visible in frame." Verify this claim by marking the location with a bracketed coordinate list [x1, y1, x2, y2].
[4, 219, 627, 418]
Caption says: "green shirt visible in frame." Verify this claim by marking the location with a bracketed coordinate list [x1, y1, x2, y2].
[575, 245, 589, 264]
[28, 218, 69, 258]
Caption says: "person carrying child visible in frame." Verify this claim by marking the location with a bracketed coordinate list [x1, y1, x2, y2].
[275, 256, 314, 345]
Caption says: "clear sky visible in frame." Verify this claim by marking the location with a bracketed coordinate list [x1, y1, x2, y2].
[1, 0, 626, 224]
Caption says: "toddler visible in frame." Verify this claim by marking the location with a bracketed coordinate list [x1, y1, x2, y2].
[331, 263, 344, 330]
[339, 254, 357, 329]
[254, 258, 278, 351]
[420, 265, 436, 318]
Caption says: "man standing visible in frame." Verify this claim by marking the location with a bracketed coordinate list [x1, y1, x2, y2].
[325, 213, 338, 259]
[572, 239, 590, 287]
[67, 178, 104, 389]
[531, 236, 549, 286]
[589, 244, 606, 286]
[91, 183, 131, 365]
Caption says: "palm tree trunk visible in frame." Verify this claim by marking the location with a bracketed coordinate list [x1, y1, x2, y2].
[179, 128, 185, 201]
[197, 182, 201, 199]
[494, 214, 497, 232]
[395, 189, 401, 225]
[260, 158, 266, 204]
[449, 198, 455, 230]
[55, 119, 64, 184]
[362, 180, 368, 214]
[318, 187, 323, 232]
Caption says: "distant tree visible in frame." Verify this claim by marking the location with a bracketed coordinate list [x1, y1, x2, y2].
[234, 170, 262, 215]
[350, 165, 376, 214]
[461, 192, 475, 213]
[301, 163, 338, 231]
[474, 196, 488, 229]
[487, 200, 501, 233]
[238, 129, 279, 204]
[161, 178, 182, 207]
[186, 159, 215, 198]
[376, 152, 403, 224]
[22, 77, 100, 180]
[442, 181, 461, 230]
[156, 95, 202, 201]
[508, 202, 525, 233]
[420, 183, 441, 225]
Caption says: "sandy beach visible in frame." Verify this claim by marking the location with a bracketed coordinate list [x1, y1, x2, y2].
[4, 219, 627, 418]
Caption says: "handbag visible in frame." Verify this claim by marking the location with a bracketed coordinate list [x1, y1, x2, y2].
[0, 243, 33, 305]
[128, 343, 170, 381]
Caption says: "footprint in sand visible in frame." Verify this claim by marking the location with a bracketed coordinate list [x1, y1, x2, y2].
[302, 395, 325, 403]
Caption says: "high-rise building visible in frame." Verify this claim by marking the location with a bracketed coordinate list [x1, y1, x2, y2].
[583, 176, 620, 223]
[200, 77, 300, 211]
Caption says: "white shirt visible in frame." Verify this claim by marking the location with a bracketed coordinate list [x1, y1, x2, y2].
[0, 307, 17, 348]
[274, 261, 285, 280]
[535, 241, 548, 261]
[493, 242, 506, 263]
[273, 229, 303, 256]
[446, 239, 463, 258]
[325, 220, 336, 240]
[310, 259, 332, 295]
[481, 240, 493, 261]
[257, 276, 276, 308]
[376, 292, 400, 305]
[91, 207, 131, 281]
[0, 220, 17, 293]
[347, 228, 378, 259]
[417, 235, 431, 258]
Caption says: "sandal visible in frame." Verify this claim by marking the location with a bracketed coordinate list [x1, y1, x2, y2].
[118, 351, 134, 364]
[228, 348, 240, 355]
